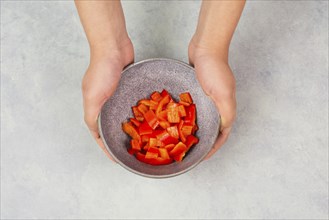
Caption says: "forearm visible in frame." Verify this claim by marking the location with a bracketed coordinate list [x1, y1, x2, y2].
[74, 0, 129, 54]
[192, 0, 245, 61]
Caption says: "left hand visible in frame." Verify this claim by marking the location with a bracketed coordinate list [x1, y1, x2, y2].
[189, 41, 237, 160]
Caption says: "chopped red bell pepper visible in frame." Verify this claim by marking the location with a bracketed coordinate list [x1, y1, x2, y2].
[137, 103, 148, 115]
[169, 142, 187, 157]
[158, 148, 170, 159]
[139, 121, 153, 136]
[179, 92, 193, 104]
[159, 120, 170, 129]
[160, 89, 169, 97]
[167, 107, 180, 123]
[185, 104, 196, 126]
[122, 122, 140, 141]
[132, 106, 144, 121]
[131, 139, 141, 151]
[144, 109, 159, 129]
[164, 144, 175, 152]
[167, 126, 179, 139]
[151, 91, 162, 102]
[123, 90, 198, 165]
[177, 105, 186, 117]
[185, 135, 199, 151]
[130, 118, 141, 127]
[178, 120, 186, 143]
[181, 125, 193, 137]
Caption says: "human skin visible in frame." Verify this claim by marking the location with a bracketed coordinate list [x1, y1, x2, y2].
[75, 0, 245, 161]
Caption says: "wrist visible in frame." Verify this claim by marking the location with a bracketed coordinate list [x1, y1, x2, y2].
[189, 35, 229, 64]
[90, 36, 133, 60]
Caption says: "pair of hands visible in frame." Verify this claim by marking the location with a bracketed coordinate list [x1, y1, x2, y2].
[82, 38, 236, 162]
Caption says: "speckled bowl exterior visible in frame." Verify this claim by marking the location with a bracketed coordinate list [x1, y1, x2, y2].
[99, 58, 220, 178]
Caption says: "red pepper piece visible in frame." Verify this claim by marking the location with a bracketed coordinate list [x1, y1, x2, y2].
[164, 144, 175, 152]
[145, 146, 159, 159]
[181, 125, 193, 136]
[136, 152, 173, 165]
[167, 107, 180, 123]
[169, 142, 187, 157]
[132, 106, 144, 121]
[185, 135, 199, 151]
[144, 109, 159, 129]
[148, 138, 157, 148]
[156, 95, 170, 115]
[151, 91, 162, 102]
[179, 92, 193, 104]
[184, 104, 196, 126]
[122, 122, 140, 141]
[166, 102, 179, 109]
[160, 89, 169, 97]
[139, 99, 158, 108]
[177, 105, 186, 117]
[159, 120, 170, 129]
[178, 101, 190, 107]
[192, 124, 198, 134]
[131, 139, 141, 151]
[130, 118, 141, 127]
[158, 148, 170, 159]
[166, 125, 179, 139]
[173, 152, 186, 162]
[157, 110, 168, 121]
[137, 103, 148, 115]
[178, 120, 186, 143]
[156, 130, 179, 145]
[139, 121, 153, 136]
[141, 134, 151, 143]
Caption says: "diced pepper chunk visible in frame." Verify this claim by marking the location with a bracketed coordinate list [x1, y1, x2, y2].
[181, 125, 193, 136]
[131, 139, 141, 151]
[156, 95, 170, 115]
[177, 105, 186, 117]
[178, 101, 190, 107]
[178, 120, 186, 143]
[151, 91, 162, 102]
[130, 118, 141, 127]
[145, 147, 159, 159]
[149, 138, 157, 148]
[179, 92, 193, 104]
[132, 106, 144, 121]
[157, 110, 168, 121]
[158, 148, 170, 159]
[167, 126, 179, 139]
[139, 121, 153, 136]
[137, 103, 148, 115]
[185, 104, 196, 126]
[173, 152, 186, 162]
[122, 122, 140, 141]
[170, 142, 187, 157]
[185, 135, 199, 150]
[160, 89, 169, 97]
[144, 109, 159, 129]
[164, 144, 175, 152]
[167, 107, 180, 123]
[159, 120, 170, 129]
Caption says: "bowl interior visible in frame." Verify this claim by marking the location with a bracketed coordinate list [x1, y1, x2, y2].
[99, 58, 220, 178]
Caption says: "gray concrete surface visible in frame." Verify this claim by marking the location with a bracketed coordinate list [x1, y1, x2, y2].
[1, 1, 328, 219]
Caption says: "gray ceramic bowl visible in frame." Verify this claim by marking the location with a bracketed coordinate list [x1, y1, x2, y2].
[99, 58, 220, 178]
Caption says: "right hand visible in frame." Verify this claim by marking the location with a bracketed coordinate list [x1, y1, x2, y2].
[82, 39, 134, 161]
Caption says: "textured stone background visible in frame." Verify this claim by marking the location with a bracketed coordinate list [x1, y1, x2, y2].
[1, 1, 328, 219]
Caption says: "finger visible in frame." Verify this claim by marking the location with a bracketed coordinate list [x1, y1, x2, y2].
[203, 127, 231, 161]
[95, 136, 116, 162]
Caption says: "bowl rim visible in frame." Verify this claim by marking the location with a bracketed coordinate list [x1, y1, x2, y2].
[98, 58, 220, 178]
